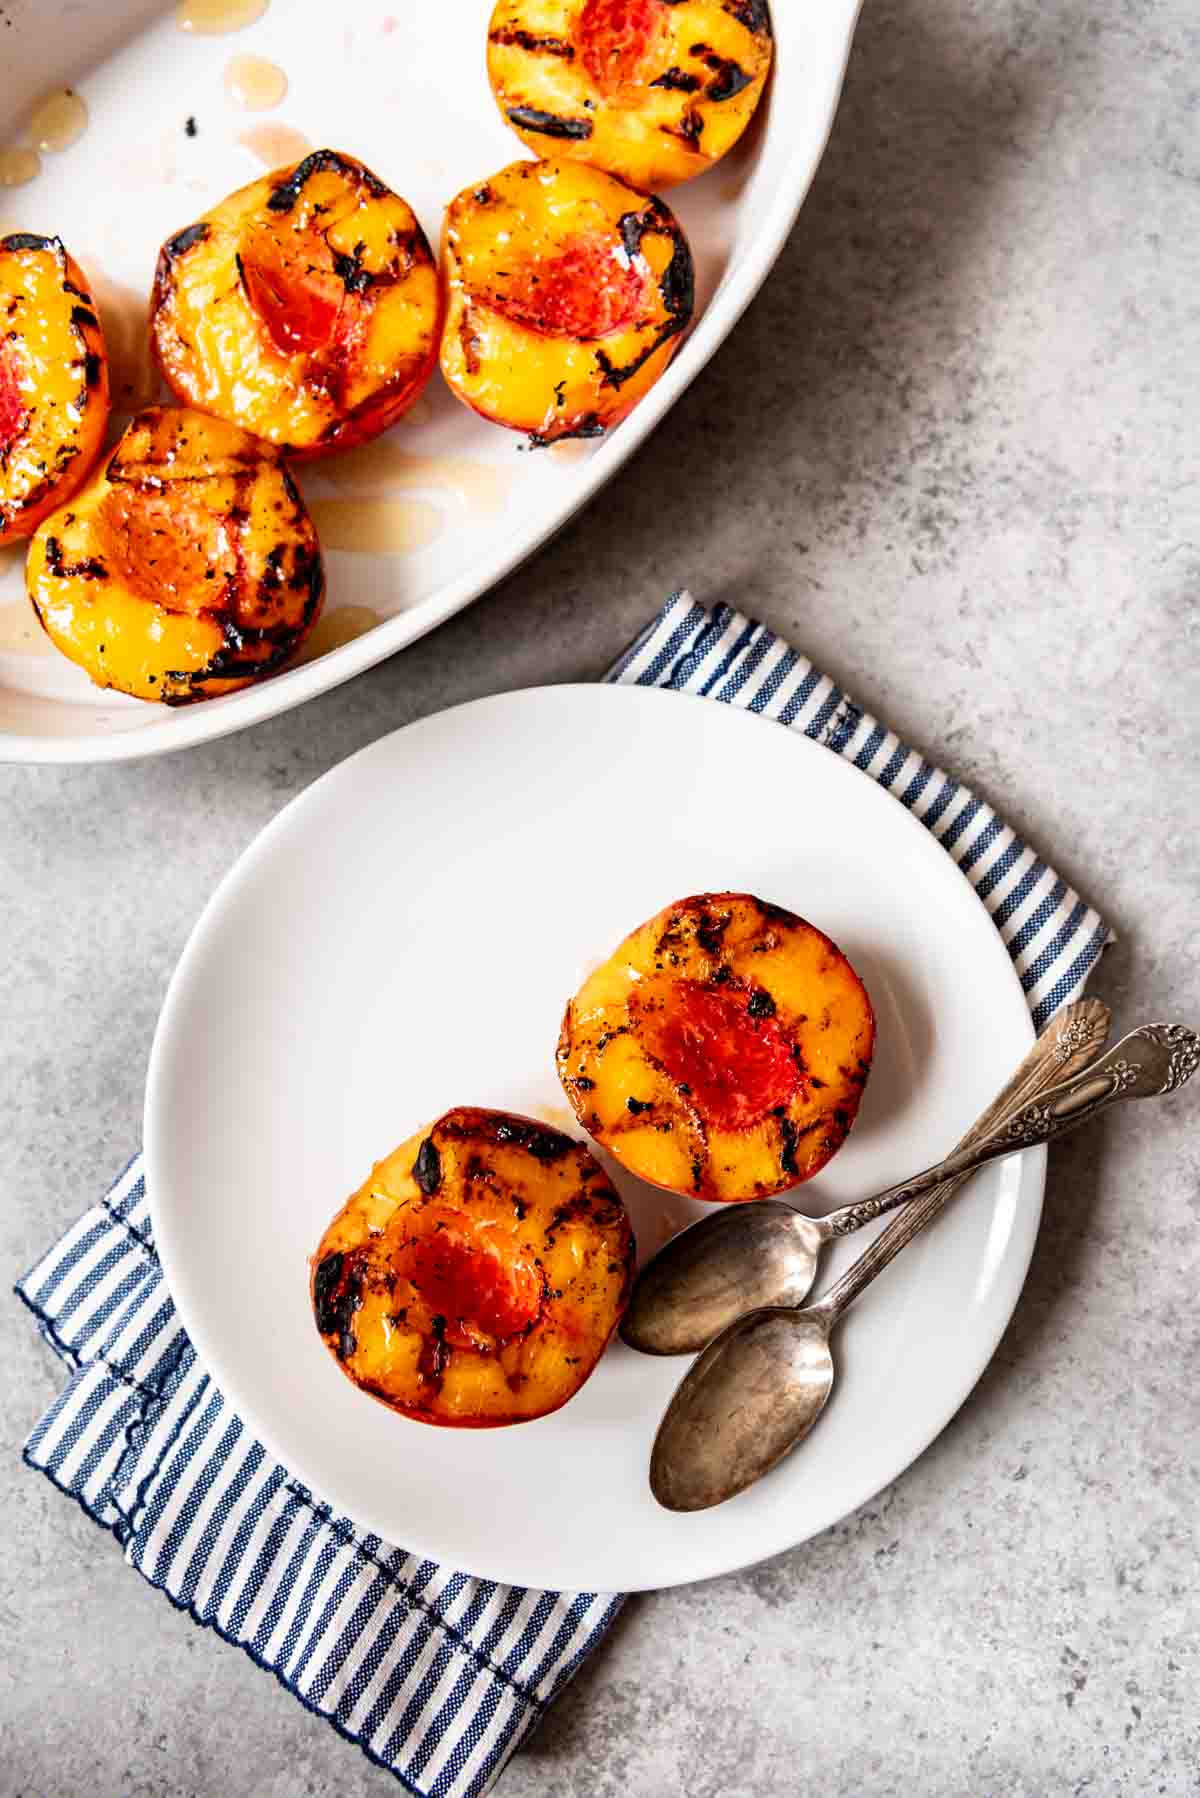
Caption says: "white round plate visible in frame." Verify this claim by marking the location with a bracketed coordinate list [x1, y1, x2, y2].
[146, 686, 1042, 1592]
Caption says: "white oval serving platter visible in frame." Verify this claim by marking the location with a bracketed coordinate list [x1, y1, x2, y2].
[0, 0, 861, 762]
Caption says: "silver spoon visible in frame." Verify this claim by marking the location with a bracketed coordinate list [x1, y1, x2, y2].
[651, 1021, 1200, 1512]
[623, 996, 1113, 1356]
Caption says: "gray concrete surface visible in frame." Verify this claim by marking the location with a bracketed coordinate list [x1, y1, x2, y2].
[3, 0, 1199, 1792]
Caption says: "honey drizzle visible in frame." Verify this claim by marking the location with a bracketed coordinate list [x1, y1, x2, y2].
[324, 443, 513, 519]
[308, 498, 444, 555]
[177, 0, 269, 33]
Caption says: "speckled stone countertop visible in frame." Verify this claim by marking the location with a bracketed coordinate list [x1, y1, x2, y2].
[3, 1, 1198, 1792]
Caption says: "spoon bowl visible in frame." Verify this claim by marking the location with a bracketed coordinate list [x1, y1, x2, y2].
[622, 1202, 823, 1356]
[650, 1019, 1198, 1512]
[650, 1307, 834, 1512]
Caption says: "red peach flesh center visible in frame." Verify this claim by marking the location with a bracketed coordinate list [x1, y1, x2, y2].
[578, 0, 667, 92]
[395, 1210, 542, 1343]
[639, 978, 802, 1131]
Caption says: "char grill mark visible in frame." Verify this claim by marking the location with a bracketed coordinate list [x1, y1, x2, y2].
[418, 1315, 452, 1387]
[3, 231, 62, 255]
[162, 519, 323, 703]
[266, 149, 388, 214]
[489, 25, 575, 57]
[597, 201, 694, 392]
[526, 411, 605, 448]
[413, 1135, 442, 1195]
[443, 1111, 575, 1162]
[703, 54, 753, 100]
[44, 535, 106, 581]
[331, 228, 424, 300]
[671, 105, 705, 144]
[313, 1249, 365, 1361]
[723, 0, 772, 35]
[650, 66, 702, 91]
[505, 106, 594, 140]
[332, 249, 374, 295]
[161, 221, 211, 262]
[694, 907, 730, 956]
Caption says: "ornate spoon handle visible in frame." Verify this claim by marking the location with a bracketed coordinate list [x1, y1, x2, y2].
[816, 1017, 1197, 1324]
[821, 998, 1112, 1239]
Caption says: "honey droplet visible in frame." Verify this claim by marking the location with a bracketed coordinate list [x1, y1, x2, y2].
[29, 89, 88, 154]
[177, 0, 269, 33]
[308, 497, 444, 555]
[0, 147, 41, 189]
[225, 54, 288, 110]
[237, 122, 312, 167]
[295, 604, 382, 662]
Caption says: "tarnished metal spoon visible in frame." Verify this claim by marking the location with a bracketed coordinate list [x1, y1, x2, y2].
[651, 1021, 1200, 1512]
[623, 996, 1113, 1356]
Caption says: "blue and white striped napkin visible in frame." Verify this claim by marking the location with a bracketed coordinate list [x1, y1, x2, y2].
[17, 592, 1112, 1796]
[612, 595, 1113, 1025]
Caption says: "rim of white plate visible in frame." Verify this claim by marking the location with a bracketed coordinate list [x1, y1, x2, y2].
[145, 685, 1042, 1591]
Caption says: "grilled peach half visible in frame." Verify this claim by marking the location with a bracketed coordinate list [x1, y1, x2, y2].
[487, 0, 773, 192]
[0, 234, 110, 548]
[26, 406, 323, 703]
[150, 150, 441, 457]
[558, 893, 875, 1203]
[440, 158, 693, 445]
[311, 1108, 635, 1428]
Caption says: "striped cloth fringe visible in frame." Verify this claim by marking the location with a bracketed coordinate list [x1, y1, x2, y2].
[17, 592, 1112, 1795]
[16, 1158, 619, 1798]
